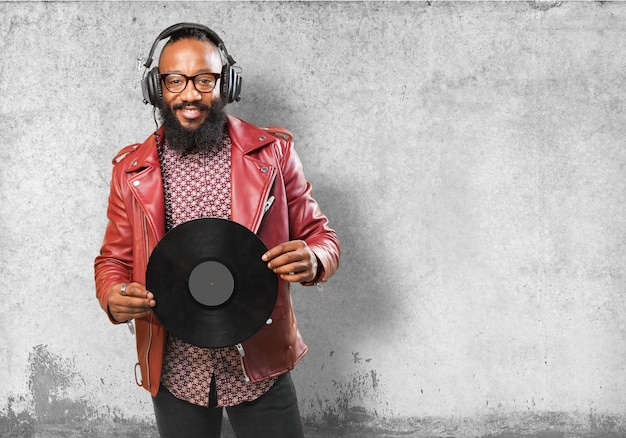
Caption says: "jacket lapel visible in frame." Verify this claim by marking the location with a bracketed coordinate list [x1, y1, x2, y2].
[125, 131, 166, 240]
[228, 116, 276, 233]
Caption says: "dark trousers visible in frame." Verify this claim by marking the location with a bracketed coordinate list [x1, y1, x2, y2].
[152, 373, 305, 438]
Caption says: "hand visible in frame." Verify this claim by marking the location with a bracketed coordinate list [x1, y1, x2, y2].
[262, 240, 319, 283]
[107, 282, 156, 323]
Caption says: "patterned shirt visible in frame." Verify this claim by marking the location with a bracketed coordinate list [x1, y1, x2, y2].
[158, 136, 277, 407]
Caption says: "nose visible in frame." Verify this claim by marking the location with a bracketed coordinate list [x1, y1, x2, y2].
[179, 78, 202, 102]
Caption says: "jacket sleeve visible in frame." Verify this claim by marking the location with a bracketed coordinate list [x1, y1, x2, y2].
[279, 137, 340, 284]
[94, 162, 134, 323]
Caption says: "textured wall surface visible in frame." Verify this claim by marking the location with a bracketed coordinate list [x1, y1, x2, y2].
[1, 1, 625, 437]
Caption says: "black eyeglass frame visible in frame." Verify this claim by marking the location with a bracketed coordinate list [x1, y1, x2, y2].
[160, 72, 222, 93]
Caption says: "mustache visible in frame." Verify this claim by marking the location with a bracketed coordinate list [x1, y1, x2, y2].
[172, 102, 210, 111]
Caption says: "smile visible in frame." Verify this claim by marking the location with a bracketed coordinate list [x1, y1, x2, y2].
[177, 106, 205, 120]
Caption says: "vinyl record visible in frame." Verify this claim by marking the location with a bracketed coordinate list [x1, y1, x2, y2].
[146, 217, 278, 348]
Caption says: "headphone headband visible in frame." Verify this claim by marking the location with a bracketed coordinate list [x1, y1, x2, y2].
[142, 22, 235, 70]
[141, 22, 242, 106]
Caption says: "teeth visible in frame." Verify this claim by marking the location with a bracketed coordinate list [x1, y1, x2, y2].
[178, 107, 202, 120]
[180, 108, 199, 115]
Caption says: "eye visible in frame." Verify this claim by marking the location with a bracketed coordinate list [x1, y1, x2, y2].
[166, 76, 184, 86]
[197, 75, 215, 86]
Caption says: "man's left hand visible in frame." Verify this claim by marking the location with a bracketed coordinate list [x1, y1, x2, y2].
[262, 240, 318, 283]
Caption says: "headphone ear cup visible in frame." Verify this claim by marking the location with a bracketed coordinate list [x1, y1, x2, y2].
[221, 65, 241, 104]
[142, 67, 162, 106]
[220, 64, 241, 104]
[230, 67, 242, 103]
[220, 64, 231, 104]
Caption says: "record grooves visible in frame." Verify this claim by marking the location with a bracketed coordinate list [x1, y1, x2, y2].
[146, 217, 278, 348]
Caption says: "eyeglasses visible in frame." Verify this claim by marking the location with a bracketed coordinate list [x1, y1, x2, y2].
[160, 73, 221, 93]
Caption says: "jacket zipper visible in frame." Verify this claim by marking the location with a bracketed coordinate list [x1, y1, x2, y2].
[134, 213, 153, 389]
[133, 312, 153, 389]
[144, 214, 152, 390]
[254, 173, 276, 234]
[235, 343, 250, 382]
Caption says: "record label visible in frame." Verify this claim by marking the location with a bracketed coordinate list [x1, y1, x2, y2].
[188, 260, 234, 307]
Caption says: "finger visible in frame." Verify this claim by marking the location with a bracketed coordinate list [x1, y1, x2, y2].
[111, 302, 154, 322]
[266, 248, 309, 271]
[123, 306, 153, 318]
[262, 240, 304, 262]
[119, 283, 154, 301]
[271, 259, 305, 274]
[279, 270, 314, 283]
[111, 292, 155, 314]
[123, 283, 149, 297]
[273, 260, 317, 283]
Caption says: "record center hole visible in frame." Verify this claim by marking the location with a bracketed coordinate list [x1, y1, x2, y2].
[188, 261, 235, 307]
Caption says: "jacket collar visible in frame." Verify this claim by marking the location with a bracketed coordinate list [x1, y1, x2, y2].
[226, 115, 274, 154]
[122, 129, 161, 173]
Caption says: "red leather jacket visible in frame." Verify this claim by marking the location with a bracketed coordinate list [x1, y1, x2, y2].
[94, 115, 340, 396]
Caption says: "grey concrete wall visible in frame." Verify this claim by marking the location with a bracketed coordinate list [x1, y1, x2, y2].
[1, 1, 625, 437]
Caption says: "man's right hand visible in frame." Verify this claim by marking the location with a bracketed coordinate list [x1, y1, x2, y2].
[108, 282, 156, 323]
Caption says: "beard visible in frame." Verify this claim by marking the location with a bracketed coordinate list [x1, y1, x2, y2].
[159, 99, 228, 153]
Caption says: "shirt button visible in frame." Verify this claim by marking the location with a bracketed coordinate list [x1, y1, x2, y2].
[132, 180, 140, 187]
[261, 166, 268, 173]
[259, 135, 266, 141]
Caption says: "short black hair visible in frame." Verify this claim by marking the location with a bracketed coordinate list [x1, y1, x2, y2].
[168, 27, 213, 44]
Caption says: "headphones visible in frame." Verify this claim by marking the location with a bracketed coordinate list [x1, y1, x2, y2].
[141, 22, 242, 106]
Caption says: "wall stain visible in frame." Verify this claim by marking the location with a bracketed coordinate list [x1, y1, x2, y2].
[370, 370, 378, 389]
[1, 345, 158, 437]
[0, 395, 35, 438]
[528, 1, 562, 11]
[3, 345, 626, 436]
[28, 344, 90, 423]
[305, 367, 381, 428]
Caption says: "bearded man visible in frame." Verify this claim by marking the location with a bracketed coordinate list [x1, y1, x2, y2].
[94, 23, 340, 438]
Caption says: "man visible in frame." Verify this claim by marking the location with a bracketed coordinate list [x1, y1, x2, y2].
[94, 23, 340, 437]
